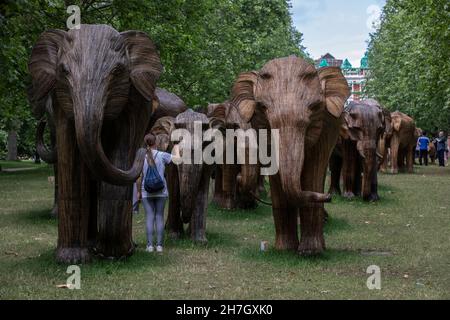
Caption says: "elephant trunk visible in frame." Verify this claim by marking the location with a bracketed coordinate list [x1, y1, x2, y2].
[278, 127, 331, 205]
[358, 140, 379, 201]
[73, 89, 145, 185]
[178, 163, 203, 223]
[36, 119, 57, 164]
[237, 163, 258, 193]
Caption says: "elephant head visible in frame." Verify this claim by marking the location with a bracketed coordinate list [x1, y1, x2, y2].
[342, 101, 385, 200]
[28, 25, 162, 185]
[231, 56, 349, 205]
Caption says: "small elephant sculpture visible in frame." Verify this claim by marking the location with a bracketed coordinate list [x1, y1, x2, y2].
[207, 101, 260, 210]
[150, 109, 214, 243]
[230, 56, 350, 255]
[328, 100, 386, 201]
[28, 24, 162, 263]
[381, 111, 417, 174]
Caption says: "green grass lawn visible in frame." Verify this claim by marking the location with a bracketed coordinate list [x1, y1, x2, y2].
[0, 160, 42, 170]
[0, 160, 449, 299]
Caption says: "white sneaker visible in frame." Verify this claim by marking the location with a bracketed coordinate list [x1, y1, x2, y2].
[146, 245, 154, 252]
[156, 245, 163, 253]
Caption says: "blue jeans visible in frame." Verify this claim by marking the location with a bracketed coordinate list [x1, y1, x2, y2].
[142, 197, 166, 246]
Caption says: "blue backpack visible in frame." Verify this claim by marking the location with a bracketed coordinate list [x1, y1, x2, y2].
[144, 152, 165, 193]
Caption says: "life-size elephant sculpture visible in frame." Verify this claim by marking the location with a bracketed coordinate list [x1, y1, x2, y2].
[384, 111, 417, 174]
[150, 109, 213, 243]
[28, 24, 162, 263]
[207, 101, 260, 210]
[329, 100, 386, 201]
[230, 56, 350, 255]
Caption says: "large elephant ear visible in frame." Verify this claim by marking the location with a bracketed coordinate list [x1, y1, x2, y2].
[206, 103, 228, 130]
[317, 67, 350, 118]
[230, 71, 258, 122]
[339, 114, 350, 140]
[121, 31, 162, 101]
[28, 30, 66, 111]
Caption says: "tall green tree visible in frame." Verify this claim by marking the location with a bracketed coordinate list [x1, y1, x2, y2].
[366, 0, 450, 132]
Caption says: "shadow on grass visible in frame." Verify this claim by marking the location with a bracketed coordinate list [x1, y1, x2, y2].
[324, 216, 351, 234]
[17, 246, 175, 278]
[330, 191, 398, 208]
[208, 202, 271, 221]
[14, 208, 56, 226]
[165, 230, 240, 250]
[239, 247, 363, 268]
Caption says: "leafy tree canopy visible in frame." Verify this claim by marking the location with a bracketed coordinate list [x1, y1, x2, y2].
[365, 0, 450, 132]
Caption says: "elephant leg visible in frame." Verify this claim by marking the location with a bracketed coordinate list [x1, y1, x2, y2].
[88, 180, 98, 249]
[383, 148, 390, 172]
[328, 150, 342, 196]
[380, 150, 388, 173]
[370, 170, 380, 201]
[364, 152, 379, 202]
[50, 165, 58, 218]
[190, 166, 211, 244]
[220, 164, 238, 209]
[257, 174, 266, 195]
[406, 146, 414, 173]
[342, 140, 357, 199]
[390, 135, 399, 174]
[398, 148, 405, 172]
[269, 174, 298, 251]
[54, 113, 91, 264]
[166, 164, 183, 239]
[354, 154, 363, 197]
[212, 166, 223, 206]
[237, 192, 257, 209]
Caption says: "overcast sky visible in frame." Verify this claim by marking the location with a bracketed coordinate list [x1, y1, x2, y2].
[290, 0, 386, 66]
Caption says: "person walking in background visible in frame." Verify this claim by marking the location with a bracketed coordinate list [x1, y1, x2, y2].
[417, 131, 430, 166]
[435, 131, 448, 167]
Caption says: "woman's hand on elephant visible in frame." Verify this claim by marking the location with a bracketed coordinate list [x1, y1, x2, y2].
[171, 144, 181, 163]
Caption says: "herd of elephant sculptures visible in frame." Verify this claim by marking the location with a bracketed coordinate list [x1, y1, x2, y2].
[27, 25, 421, 264]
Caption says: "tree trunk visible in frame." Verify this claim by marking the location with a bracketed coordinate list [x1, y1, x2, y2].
[7, 130, 18, 161]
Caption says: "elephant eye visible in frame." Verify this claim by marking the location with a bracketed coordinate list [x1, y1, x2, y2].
[309, 101, 323, 111]
[111, 63, 125, 76]
[59, 64, 70, 76]
[260, 73, 272, 80]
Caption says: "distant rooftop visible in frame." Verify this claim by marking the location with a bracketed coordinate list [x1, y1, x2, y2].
[314, 53, 342, 68]
[315, 52, 369, 69]
[341, 59, 353, 69]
